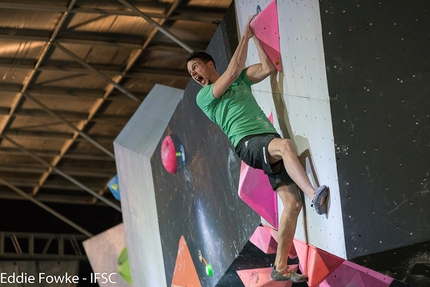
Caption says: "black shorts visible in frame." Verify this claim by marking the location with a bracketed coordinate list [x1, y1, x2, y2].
[234, 133, 294, 190]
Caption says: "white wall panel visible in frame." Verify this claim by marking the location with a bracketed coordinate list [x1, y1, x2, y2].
[235, 0, 346, 258]
[83, 224, 129, 287]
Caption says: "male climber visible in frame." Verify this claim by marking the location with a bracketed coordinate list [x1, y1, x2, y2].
[186, 16, 329, 282]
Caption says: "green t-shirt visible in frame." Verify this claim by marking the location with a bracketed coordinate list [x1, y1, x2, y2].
[196, 69, 277, 147]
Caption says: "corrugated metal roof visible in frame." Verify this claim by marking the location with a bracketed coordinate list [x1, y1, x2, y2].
[0, 0, 232, 239]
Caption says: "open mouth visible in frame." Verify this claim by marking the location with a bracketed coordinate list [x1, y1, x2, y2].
[194, 76, 205, 85]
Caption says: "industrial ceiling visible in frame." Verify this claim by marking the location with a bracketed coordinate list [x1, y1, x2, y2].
[0, 0, 232, 242]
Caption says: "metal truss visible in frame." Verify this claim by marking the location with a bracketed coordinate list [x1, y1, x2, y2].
[0, 232, 88, 261]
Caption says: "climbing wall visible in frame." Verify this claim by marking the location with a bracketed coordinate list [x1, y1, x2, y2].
[114, 1, 429, 286]
[320, 0, 430, 259]
[235, 0, 346, 259]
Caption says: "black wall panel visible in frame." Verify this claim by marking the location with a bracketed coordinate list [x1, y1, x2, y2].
[151, 5, 263, 286]
[320, 0, 430, 259]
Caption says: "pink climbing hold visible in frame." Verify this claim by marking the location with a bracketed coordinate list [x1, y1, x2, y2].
[161, 135, 178, 174]
[319, 260, 393, 287]
[238, 158, 278, 229]
[250, 0, 283, 72]
[238, 113, 278, 229]
[249, 225, 278, 254]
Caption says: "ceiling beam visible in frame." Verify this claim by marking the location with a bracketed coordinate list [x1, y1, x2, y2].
[0, 1, 226, 23]
[0, 108, 130, 124]
[0, 0, 80, 200]
[0, 58, 190, 80]
[23, 93, 116, 159]
[0, 190, 110, 205]
[117, 0, 193, 52]
[0, 147, 115, 161]
[4, 130, 115, 143]
[52, 43, 141, 102]
[0, 83, 147, 100]
[0, 27, 207, 49]
[0, 164, 115, 178]
[0, 179, 102, 191]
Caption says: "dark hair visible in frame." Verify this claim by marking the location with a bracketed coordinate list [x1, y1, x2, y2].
[186, 51, 216, 70]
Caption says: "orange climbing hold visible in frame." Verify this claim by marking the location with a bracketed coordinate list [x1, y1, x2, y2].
[171, 236, 201, 287]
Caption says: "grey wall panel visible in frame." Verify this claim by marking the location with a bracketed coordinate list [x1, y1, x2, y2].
[114, 84, 184, 287]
